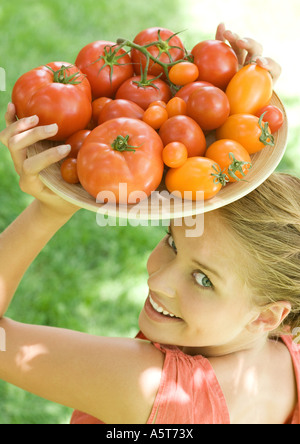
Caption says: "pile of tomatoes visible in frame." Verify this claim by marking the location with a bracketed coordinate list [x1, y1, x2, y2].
[12, 27, 284, 204]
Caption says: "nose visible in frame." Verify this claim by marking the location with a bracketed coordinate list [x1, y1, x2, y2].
[147, 261, 177, 298]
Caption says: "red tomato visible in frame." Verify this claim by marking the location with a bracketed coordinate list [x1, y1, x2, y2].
[205, 139, 252, 182]
[99, 99, 144, 124]
[187, 86, 230, 131]
[216, 114, 274, 154]
[115, 75, 172, 110]
[142, 105, 169, 130]
[175, 81, 213, 103]
[162, 142, 188, 168]
[75, 41, 134, 99]
[191, 40, 239, 90]
[159, 115, 206, 157]
[77, 118, 164, 203]
[61, 158, 79, 184]
[169, 62, 199, 86]
[92, 97, 113, 126]
[255, 105, 284, 133]
[226, 64, 273, 115]
[131, 27, 185, 78]
[165, 157, 225, 201]
[12, 62, 92, 141]
[65, 129, 91, 158]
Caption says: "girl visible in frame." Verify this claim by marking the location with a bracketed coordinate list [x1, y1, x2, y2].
[0, 26, 299, 425]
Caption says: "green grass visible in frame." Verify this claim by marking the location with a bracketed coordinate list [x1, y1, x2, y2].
[0, 0, 299, 424]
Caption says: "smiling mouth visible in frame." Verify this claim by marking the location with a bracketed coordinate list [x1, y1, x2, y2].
[149, 293, 181, 319]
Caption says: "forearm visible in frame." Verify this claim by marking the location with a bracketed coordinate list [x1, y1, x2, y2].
[0, 199, 73, 317]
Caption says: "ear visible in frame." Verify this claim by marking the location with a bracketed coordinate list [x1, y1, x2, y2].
[247, 302, 292, 334]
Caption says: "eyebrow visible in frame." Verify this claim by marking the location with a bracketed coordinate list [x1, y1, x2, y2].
[169, 224, 222, 281]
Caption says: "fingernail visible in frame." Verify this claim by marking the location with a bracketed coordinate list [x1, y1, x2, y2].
[28, 115, 39, 124]
[45, 123, 58, 133]
[257, 57, 268, 65]
[57, 145, 71, 155]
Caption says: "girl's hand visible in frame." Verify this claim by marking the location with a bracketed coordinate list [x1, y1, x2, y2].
[216, 23, 282, 83]
[0, 103, 80, 218]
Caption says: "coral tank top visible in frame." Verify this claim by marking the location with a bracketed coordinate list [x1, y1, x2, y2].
[70, 334, 300, 424]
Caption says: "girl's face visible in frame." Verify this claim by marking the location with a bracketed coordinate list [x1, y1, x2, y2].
[139, 211, 260, 356]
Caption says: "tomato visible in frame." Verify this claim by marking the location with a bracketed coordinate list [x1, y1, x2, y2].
[77, 118, 164, 203]
[169, 62, 199, 86]
[65, 129, 91, 158]
[99, 99, 144, 124]
[12, 62, 92, 141]
[142, 105, 169, 130]
[162, 142, 188, 168]
[131, 27, 186, 78]
[92, 97, 113, 126]
[148, 100, 167, 108]
[61, 158, 79, 184]
[166, 97, 187, 117]
[175, 81, 213, 103]
[75, 41, 134, 99]
[191, 40, 239, 90]
[255, 105, 284, 133]
[159, 115, 206, 157]
[216, 114, 274, 154]
[205, 139, 252, 182]
[165, 157, 225, 201]
[226, 64, 273, 115]
[115, 75, 172, 110]
[187, 86, 230, 131]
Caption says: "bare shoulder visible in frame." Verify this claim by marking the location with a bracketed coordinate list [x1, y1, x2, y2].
[208, 339, 297, 424]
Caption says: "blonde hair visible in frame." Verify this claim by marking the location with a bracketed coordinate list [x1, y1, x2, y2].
[219, 172, 300, 335]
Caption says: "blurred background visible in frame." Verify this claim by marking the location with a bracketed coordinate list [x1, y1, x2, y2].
[0, 0, 299, 424]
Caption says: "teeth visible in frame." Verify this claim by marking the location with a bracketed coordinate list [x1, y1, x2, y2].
[150, 295, 177, 318]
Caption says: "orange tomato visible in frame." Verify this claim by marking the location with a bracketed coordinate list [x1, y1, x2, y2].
[166, 97, 187, 117]
[216, 114, 274, 154]
[226, 64, 273, 115]
[162, 142, 188, 168]
[148, 100, 167, 108]
[165, 157, 226, 201]
[205, 139, 252, 182]
[169, 62, 199, 86]
[142, 105, 169, 130]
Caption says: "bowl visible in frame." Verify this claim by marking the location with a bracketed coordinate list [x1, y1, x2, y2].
[27, 91, 288, 221]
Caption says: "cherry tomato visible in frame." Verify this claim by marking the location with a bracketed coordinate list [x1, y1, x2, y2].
[205, 139, 252, 182]
[115, 75, 172, 110]
[142, 105, 169, 130]
[166, 97, 187, 117]
[162, 142, 188, 168]
[92, 97, 113, 126]
[12, 62, 92, 141]
[77, 118, 164, 203]
[191, 40, 239, 90]
[75, 41, 134, 99]
[187, 86, 230, 131]
[99, 99, 144, 124]
[159, 115, 206, 157]
[255, 105, 284, 133]
[165, 157, 224, 201]
[216, 114, 274, 154]
[175, 81, 213, 103]
[169, 62, 199, 86]
[131, 27, 185, 78]
[65, 130, 91, 158]
[61, 158, 79, 184]
[226, 64, 273, 115]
